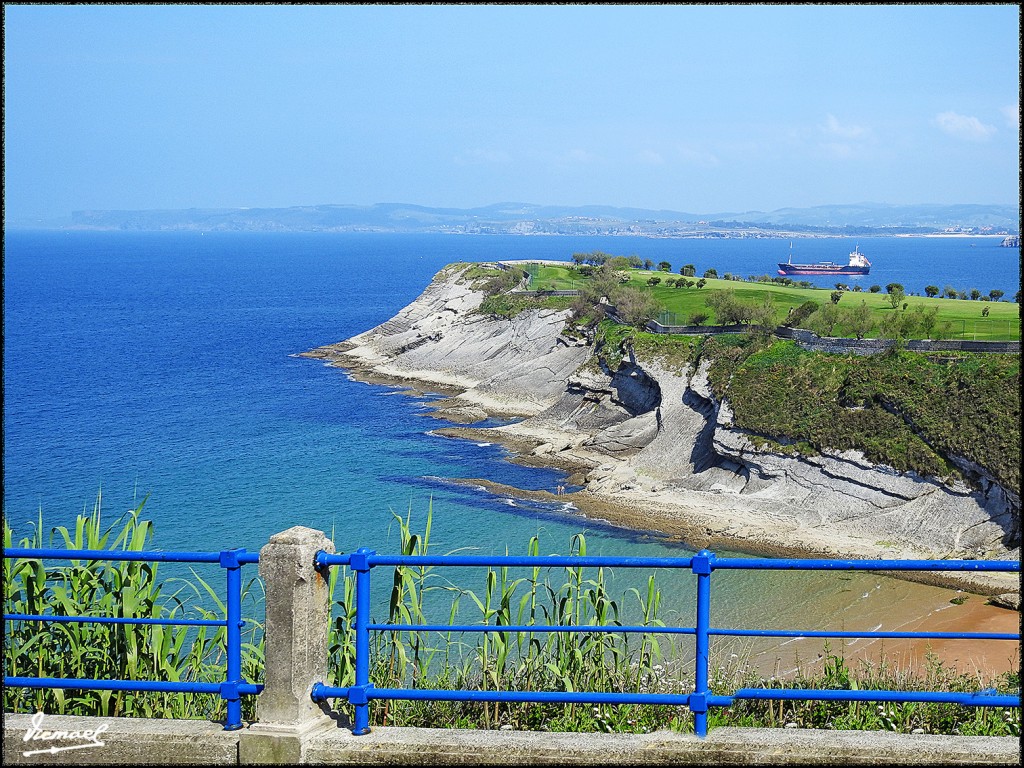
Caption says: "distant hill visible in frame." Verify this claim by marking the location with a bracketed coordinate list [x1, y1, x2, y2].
[8, 202, 1019, 236]
[713, 203, 1019, 230]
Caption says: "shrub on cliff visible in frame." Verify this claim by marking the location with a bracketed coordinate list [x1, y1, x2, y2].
[801, 302, 841, 337]
[480, 267, 527, 296]
[843, 300, 876, 340]
[613, 285, 661, 328]
[704, 290, 753, 325]
[783, 300, 820, 328]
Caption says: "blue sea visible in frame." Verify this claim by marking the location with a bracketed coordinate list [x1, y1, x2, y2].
[3, 231, 1019, 666]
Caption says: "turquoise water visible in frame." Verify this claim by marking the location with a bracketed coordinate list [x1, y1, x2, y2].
[3, 231, 1017, 664]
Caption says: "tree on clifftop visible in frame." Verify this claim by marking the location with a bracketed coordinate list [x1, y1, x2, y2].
[886, 283, 906, 309]
[843, 300, 875, 340]
[705, 290, 754, 325]
[804, 301, 841, 337]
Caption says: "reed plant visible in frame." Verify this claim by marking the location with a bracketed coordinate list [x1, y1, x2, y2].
[3, 492, 264, 721]
[325, 504, 676, 732]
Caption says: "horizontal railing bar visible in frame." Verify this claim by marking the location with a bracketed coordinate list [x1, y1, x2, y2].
[316, 551, 1018, 573]
[3, 613, 227, 628]
[729, 687, 1022, 708]
[709, 628, 1020, 641]
[714, 558, 1019, 572]
[12, 549, 1010, 572]
[367, 623, 1017, 642]
[2, 548, 260, 565]
[4, 676, 263, 696]
[316, 685, 1020, 709]
[324, 553, 695, 569]
[314, 684, 692, 706]
[371, 688, 693, 706]
[368, 623, 693, 635]
[8, 549, 1016, 573]
[313, 682, 1020, 709]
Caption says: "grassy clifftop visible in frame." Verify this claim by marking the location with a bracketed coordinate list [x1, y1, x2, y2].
[704, 338, 1020, 492]
[519, 260, 1020, 341]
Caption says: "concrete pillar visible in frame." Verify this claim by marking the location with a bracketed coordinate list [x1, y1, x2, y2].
[240, 526, 339, 763]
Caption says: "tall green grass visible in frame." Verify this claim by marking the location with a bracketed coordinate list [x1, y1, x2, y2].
[3, 493, 264, 721]
[326, 504, 672, 731]
[705, 643, 1019, 737]
[4, 499, 1018, 735]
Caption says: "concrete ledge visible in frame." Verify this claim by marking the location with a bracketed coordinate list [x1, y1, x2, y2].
[302, 725, 1021, 766]
[4, 713, 240, 765]
[6, 714, 1018, 766]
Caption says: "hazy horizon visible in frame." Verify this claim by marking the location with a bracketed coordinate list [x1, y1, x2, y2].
[4, 5, 1019, 221]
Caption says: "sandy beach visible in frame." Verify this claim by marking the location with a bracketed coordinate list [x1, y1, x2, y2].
[857, 596, 1021, 679]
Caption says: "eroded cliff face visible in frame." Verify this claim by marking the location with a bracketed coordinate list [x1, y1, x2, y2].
[551, 355, 1019, 560]
[304, 265, 1020, 564]
[305, 265, 592, 414]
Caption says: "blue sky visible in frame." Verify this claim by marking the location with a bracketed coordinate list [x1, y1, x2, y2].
[4, 4, 1019, 220]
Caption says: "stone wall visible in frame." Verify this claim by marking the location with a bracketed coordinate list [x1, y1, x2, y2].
[773, 326, 1020, 355]
[640, 321, 1020, 355]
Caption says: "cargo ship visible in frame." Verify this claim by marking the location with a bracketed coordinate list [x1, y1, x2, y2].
[777, 245, 871, 276]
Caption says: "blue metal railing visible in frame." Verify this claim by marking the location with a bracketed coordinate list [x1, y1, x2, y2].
[3, 547, 263, 730]
[4, 544, 1020, 738]
[310, 548, 1020, 738]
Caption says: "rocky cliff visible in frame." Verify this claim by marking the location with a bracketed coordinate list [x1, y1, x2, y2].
[303, 264, 1019, 595]
[312, 264, 592, 415]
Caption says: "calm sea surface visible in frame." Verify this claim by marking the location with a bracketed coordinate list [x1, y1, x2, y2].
[3, 231, 1019, 667]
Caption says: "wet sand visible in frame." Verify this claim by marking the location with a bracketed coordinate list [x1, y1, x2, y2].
[856, 596, 1021, 679]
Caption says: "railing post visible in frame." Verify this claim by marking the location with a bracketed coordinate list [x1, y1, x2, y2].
[240, 527, 335, 765]
[691, 550, 715, 739]
[349, 547, 375, 735]
[221, 548, 245, 731]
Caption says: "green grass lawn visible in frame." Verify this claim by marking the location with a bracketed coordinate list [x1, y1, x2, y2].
[523, 263, 587, 290]
[524, 263, 1020, 341]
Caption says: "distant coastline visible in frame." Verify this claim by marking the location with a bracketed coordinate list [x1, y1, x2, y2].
[6, 201, 1018, 237]
[897, 233, 1013, 238]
